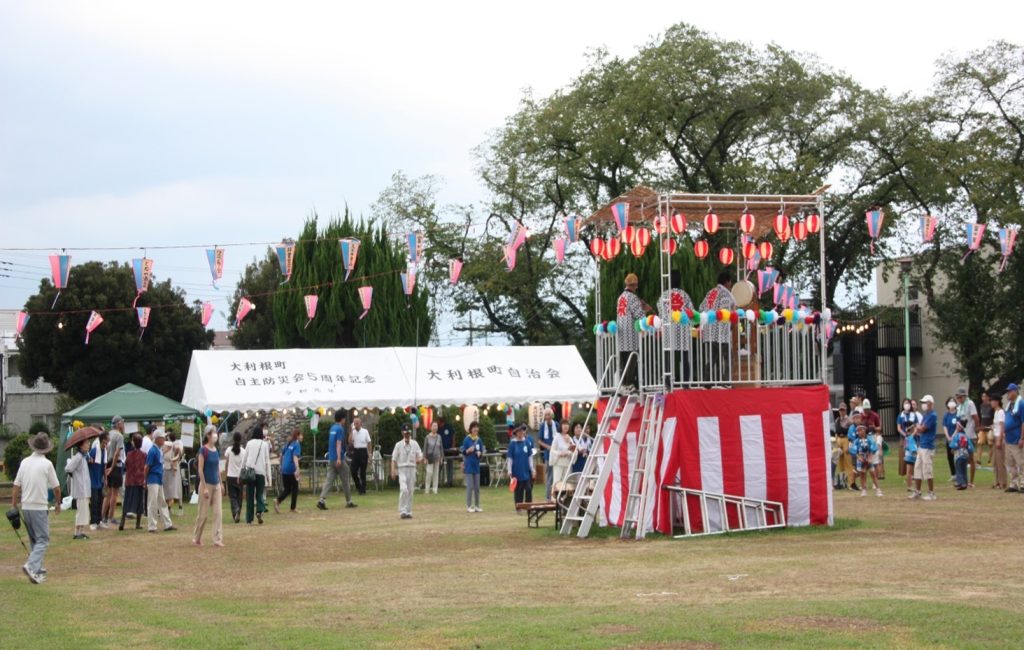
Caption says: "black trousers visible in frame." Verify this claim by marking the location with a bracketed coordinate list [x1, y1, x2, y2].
[513, 478, 533, 505]
[277, 473, 299, 510]
[90, 487, 103, 525]
[351, 449, 369, 494]
[227, 478, 243, 521]
[946, 445, 956, 476]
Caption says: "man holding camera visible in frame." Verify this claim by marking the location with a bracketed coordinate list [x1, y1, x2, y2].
[10, 433, 61, 584]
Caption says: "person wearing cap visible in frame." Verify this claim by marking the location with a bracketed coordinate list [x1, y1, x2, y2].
[911, 395, 939, 500]
[102, 415, 126, 527]
[390, 425, 423, 519]
[615, 272, 653, 393]
[699, 270, 737, 384]
[507, 424, 535, 508]
[954, 387, 980, 487]
[1003, 383, 1024, 492]
[11, 433, 61, 583]
[145, 430, 176, 533]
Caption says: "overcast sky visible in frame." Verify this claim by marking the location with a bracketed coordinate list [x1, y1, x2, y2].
[1, 1, 1021, 335]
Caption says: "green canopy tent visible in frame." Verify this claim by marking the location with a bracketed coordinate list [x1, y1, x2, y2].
[57, 383, 201, 485]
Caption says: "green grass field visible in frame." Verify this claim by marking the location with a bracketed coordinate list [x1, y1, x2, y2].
[3, 458, 1023, 649]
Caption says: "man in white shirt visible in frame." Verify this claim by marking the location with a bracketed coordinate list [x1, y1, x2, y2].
[140, 425, 155, 454]
[11, 433, 61, 584]
[349, 417, 373, 495]
[390, 425, 423, 519]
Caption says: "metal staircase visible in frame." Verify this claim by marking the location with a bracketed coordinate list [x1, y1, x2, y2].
[662, 486, 787, 538]
[619, 392, 664, 540]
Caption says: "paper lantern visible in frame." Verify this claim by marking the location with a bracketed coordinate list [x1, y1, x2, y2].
[999, 226, 1019, 273]
[739, 211, 756, 234]
[590, 238, 605, 258]
[621, 225, 636, 243]
[773, 213, 789, 239]
[630, 239, 646, 257]
[611, 202, 629, 233]
[275, 241, 295, 283]
[652, 216, 668, 235]
[603, 237, 622, 260]
[778, 221, 792, 242]
[718, 248, 734, 265]
[635, 228, 651, 248]
[304, 295, 318, 328]
[792, 221, 807, 241]
[358, 286, 373, 319]
[742, 241, 758, 260]
[704, 212, 720, 234]
[205, 247, 224, 288]
[758, 241, 774, 260]
[865, 209, 884, 254]
[528, 402, 545, 430]
[449, 258, 463, 285]
[131, 257, 154, 307]
[553, 238, 567, 263]
[85, 311, 104, 345]
[564, 216, 580, 243]
[693, 239, 709, 259]
[201, 302, 214, 327]
[463, 405, 480, 427]
[661, 238, 678, 254]
[670, 212, 688, 234]
[235, 298, 255, 327]
[338, 238, 360, 281]
[806, 213, 821, 234]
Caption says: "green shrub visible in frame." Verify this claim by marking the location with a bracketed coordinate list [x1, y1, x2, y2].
[28, 421, 50, 436]
[4, 433, 58, 480]
[0, 423, 20, 442]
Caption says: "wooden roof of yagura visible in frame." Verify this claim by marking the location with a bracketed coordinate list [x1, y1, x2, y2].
[584, 186, 826, 239]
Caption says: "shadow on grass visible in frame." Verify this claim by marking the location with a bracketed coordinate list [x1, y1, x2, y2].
[534, 517, 864, 541]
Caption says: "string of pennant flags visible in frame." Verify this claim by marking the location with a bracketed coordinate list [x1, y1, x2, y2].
[10, 204, 1020, 345]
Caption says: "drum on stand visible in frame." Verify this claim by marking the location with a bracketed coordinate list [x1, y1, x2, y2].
[731, 279, 755, 306]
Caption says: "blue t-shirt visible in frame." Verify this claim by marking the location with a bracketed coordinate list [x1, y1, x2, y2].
[538, 420, 558, 462]
[88, 446, 107, 490]
[281, 440, 301, 475]
[943, 412, 958, 438]
[506, 438, 534, 481]
[328, 423, 346, 462]
[201, 447, 221, 485]
[919, 411, 938, 449]
[1005, 398, 1024, 445]
[852, 437, 877, 456]
[949, 431, 975, 456]
[461, 436, 485, 474]
[146, 445, 164, 485]
[904, 434, 919, 462]
[439, 423, 455, 450]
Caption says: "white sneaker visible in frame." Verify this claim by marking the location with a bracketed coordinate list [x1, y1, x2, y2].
[860, 489, 867, 497]
[908, 491, 920, 500]
[467, 507, 474, 513]
[89, 524, 98, 531]
[922, 492, 937, 501]
[875, 489, 883, 497]
[475, 507, 483, 512]
[98, 521, 110, 529]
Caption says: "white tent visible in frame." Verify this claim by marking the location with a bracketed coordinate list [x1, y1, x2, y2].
[181, 345, 598, 412]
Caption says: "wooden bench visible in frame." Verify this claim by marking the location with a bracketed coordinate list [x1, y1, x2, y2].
[516, 501, 559, 528]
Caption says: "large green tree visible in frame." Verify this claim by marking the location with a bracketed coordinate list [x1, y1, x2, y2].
[17, 261, 213, 401]
[230, 213, 433, 349]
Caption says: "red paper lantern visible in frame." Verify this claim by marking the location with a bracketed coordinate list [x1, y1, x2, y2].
[773, 212, 789, 238]
[758, 241, 774, 260]
[661, 238, 678, 254]
[621, 225, 636, 243]
[704, 212, 720, 234]
[670, 212, 687, 234]
[742, 241, 758, 260]
[793, 221, 808, 241]
[653, 216, 668, 235]
[718, 248, 734, 265]
[693, 239, 709, 259]
[603, 236, 622, 260]
[590, 238, 605, 258]
[806, 213, 821, 234]
[779, 222, 792, 242]
[630, 239, 646, 257]
[635, 228, 651, 248]
[739, 211, 756, 234]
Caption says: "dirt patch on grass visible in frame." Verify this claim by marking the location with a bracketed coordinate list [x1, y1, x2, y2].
[596, 624, 641, 635]
[753, 615, 883, 632]
[615, 642, 721, 649]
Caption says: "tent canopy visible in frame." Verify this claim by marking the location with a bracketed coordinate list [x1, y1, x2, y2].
[181, 346, 599, 412]
[62, 382, 201, 424]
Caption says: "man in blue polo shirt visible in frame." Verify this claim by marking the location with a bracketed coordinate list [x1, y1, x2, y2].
[506, 424, 535, 508]
[1003, 383, 1024, 492]
[911, 395, 938, 501]
[318, 411, 356, 510]
[145, 431, 175, 532]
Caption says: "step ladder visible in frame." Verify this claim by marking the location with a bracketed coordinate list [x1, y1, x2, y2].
[663, 486, 787, 538]
[559, 392, 639, 538]
[619, 392, 664, 540]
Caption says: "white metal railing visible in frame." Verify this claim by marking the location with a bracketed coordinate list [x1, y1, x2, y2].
[663, 485, 787, 538]
[598, 318, 825, 392]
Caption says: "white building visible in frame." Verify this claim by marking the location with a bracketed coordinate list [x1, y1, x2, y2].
[0, 309, 59, 432]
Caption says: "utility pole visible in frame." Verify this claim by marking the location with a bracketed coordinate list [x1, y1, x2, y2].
[900, 259, 912, 400]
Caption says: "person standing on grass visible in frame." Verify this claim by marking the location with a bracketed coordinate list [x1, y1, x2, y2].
[911, 395, 938, 501]
[391, 425, 424, 520]
[571, 422, 590, 474]
[896, 399, 921, 482]
[11, 433, 61, 583]
[852, 425, 882, 497]
[1003, 383, 1024, 492]
[146, 431, 176, 533]
[549, 420, 574, 495]
[242, 429, 271, 525]
[102, 415, 126, 528]
[349, 416, 372, 496]
[954, 387, 980, 487]
[65, 437, 93, 540]
[991, 395, 1007, 490]
[275, 428, 303, 514]
[317, 411, 355, 510]
[119, 434, 146, 530]
[462, 422, 485, 513]
[422, 422, 443, 495]
[507, 425, 535, 508]
[87, 433, 109, 530]
[163, 431, 185, 516]
[224, 432, 246, 523]
[949, 426, 974, 490]
[903, 428, 919, 492]
[537, 408, 558, 500]
[942, 399, 959, 479]
[979, 392, 995, 466]
[192, 426, 224, 547]
[846, 408, 864, 491]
